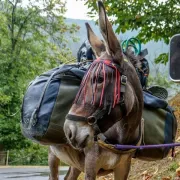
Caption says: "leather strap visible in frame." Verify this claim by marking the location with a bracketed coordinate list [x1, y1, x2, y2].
[66, 107, 109, 122]
[98, 118, 144, 154]
[66, 114, 87, 122]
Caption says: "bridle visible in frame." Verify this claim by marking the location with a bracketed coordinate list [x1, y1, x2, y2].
[66, 58, 142, 150]
[66, 58, 129, 142]
[66, 58, 179, 155]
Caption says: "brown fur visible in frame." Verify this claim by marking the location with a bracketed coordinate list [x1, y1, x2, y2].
[49, 1, 143, 180]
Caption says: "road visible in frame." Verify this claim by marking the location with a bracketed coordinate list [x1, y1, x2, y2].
[0, 166, 68, 180]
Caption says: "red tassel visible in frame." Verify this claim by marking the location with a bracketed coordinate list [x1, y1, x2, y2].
[100, 63, 106, 107]
[93, 63, 101, 105]
[74, 59, 121, 109]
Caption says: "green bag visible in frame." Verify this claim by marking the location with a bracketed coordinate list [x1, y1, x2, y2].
[135, 92, 177, 160]
[21, 64, 85, 145]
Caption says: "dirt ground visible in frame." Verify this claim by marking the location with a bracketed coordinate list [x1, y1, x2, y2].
[78, 93, 180, 180]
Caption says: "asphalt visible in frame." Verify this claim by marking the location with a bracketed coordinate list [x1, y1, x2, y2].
[0, 166, 69, 180]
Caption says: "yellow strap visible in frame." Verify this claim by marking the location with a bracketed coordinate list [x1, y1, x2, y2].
[98, 118, 144, 154]
[98, 140, 136, 154]
[124, 58, 128, 62]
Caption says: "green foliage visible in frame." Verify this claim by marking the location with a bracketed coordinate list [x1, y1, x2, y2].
[148, 56, 172, 88]
[148, 73, 172, 88]
[9, 143, 48, 165]
[0, 0, 78, 150]
[0, 117, 31, 149]
[8, 142, 68, 165]
[86, 0, 180, 44]
[85, 1, 180, 65]
[154, 53, 168, 65]
[168, 162, 179, 172]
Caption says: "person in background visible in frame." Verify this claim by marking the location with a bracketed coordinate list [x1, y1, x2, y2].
[138, 57, 149, 89]
[77, 39, 149, 89]
[77, 40, 95, 62]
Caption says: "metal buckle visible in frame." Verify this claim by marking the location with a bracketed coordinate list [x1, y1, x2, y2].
[121, 75, 127, 85]
[87, 116, 97, 126]
[97, 133, 107, 142]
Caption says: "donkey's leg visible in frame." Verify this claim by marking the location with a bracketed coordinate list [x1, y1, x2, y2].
[48, 147, 60, 180]
[84, 143, 99, 180]
[64, 166, 81, 180]
[114, 154, 132, 180]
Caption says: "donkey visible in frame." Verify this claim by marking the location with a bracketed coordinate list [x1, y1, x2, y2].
[49, 1, 143, 180]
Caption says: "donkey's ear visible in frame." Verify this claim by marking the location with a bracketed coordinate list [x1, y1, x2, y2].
[85, 23, 105, 57]
[98, 1, 123, 63]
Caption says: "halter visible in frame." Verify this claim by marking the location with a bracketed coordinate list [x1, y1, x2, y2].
[66, 58, 128, 141]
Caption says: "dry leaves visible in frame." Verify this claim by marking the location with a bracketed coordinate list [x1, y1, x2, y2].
[141, 170, 153, 180]
[169, 94, 180, 119]
[98, 173, 113, 180]
[176, 167, 180, 177]
[161, 177, 171, 180]
[140, 167, 159, 180]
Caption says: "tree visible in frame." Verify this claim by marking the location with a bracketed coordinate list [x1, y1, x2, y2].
[86, 0, 180, 64]
[0, 0, 78, 149]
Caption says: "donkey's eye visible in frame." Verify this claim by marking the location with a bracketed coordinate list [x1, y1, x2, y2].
[97, 77, 104, 83]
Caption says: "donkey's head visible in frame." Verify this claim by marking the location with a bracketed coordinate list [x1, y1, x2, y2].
[64, 1, 143, 150]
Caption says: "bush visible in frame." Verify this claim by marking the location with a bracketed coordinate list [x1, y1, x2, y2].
[9, 143, 48, 165]
[148, 72, 172, 88]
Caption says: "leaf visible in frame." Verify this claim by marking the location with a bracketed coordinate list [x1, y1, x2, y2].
[0, 0, 78, 150]
[154, 53, 168, 65]
[85, 0, 180, 52]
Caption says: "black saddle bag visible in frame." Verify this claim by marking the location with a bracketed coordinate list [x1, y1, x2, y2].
[21, 64, 86, 145]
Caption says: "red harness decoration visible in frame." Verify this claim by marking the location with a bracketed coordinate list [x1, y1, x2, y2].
[74, 59, 121, 108]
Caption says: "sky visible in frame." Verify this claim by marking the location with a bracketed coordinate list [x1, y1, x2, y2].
[22, 0, 91, 20]
[64, 0, 90, 20]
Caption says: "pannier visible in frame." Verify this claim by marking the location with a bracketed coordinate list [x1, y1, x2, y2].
[21, 64, 86, 145]
[21, 64, 177, 160]
[135, 91, 177, 160]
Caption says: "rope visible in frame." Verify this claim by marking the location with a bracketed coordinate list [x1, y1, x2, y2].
[115, 142, 180, 150]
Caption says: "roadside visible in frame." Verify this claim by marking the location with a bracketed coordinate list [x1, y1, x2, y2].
[0, 166, 69, 180]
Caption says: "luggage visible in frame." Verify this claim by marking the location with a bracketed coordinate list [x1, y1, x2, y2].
[21, 64, 177, 161]
[135, 91, 177, 160]
[21, 64, 86, 145]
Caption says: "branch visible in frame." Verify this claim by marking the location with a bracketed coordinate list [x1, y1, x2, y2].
[8, 0, 18, 53]
[15, 10, 37, 42]
[7, 0, 14, 6]
[14, 7, 40, 53]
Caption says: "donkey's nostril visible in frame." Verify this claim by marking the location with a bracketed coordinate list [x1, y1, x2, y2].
[65, 126, 76, 145]
[68, 129, 78, 147]
[68, 130, 72, 140]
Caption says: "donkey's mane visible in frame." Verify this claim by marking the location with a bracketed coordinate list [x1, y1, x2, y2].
[124, 49, 142, 69]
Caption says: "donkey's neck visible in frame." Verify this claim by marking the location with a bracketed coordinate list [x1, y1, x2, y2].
[100, 77, 143, 145]
[103, 116, 141, 145]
